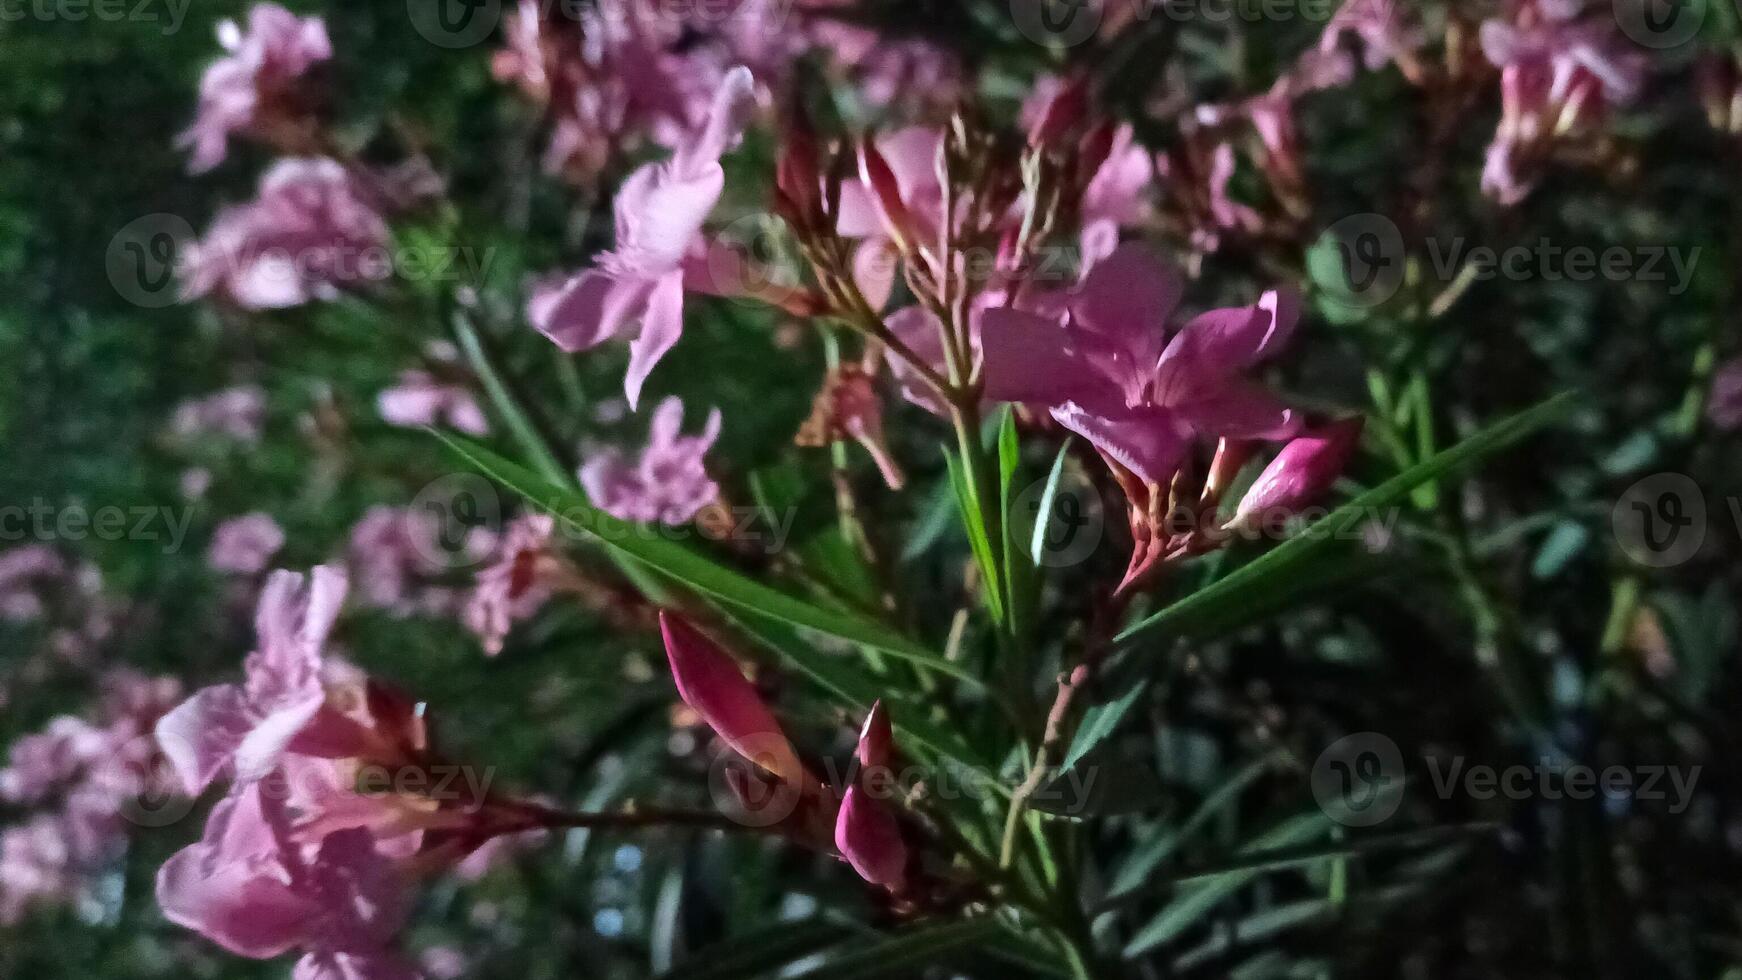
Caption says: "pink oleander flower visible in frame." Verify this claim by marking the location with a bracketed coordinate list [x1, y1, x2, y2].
[1157, 124, 1262, 255]
[181, 158, 392, 310]
[154, 567, 371, 796]
[834, 701, 907, 891]
[1317, 0, 1424, 78]
[530, 66, 756, 407]
[580, 396, 722, 525]
[981, 244, 1301, 484]
[1229, 417, 1365, 529]
[377, 344, 489, 438]
[209, 513, 287, 576]
[172, 385, 268, 444]
[836, 127, 946, 305]
[0, 545, 67, 622]
[1078, 124, 1157, 269]
[180, 2, 331, 174]
[463, 514, 558, 657]
[1478, 1, 1646, 205]
[1708, 358, 1742, 430]
[347, 506, 486, 618]
[156, 781, 421, 979]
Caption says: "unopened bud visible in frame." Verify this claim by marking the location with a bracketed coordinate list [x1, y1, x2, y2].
[1229, 417, 1364, 527]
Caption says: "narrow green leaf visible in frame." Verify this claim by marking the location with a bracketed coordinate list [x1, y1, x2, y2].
[1057, 678, 1146, 775]
[654, 918, 852, 980]
[945, 451, 1005, 624]
[1108, 751, 1284, 897]
[784, 918, 1003, 980]
[1116, 392, 1575, 653]
[997, 409, 1035, 640]
[435, 432, 985, 691]
[1029, 440, 1073, 567]
[449, 312, 568, 486]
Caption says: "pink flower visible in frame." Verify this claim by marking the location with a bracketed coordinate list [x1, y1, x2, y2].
[209, 513, 287, 576]
[1708, 358, 1742, 430]
[531, 67, 756, 407]
[980, 244, 1301, 483]
[463, 515, 557, 657]
[834, 702, 907, 891]
[0, 546, 67, 622]
[181, 158, 391, 310]
[660, 612, 806, 788]
[1078, 124, 1156, 269]
[154, 567, 368, 795]
[579, 397, 721, 525]
[156, 781, 420, 979]
[1317, 0, 1423, 76]
[347, 507, 485, 617]
[172, 385, 267, 444]
[1230, 417, 1365, 527]
[377, 361, 489, 437]
[180, 3, 331, 174]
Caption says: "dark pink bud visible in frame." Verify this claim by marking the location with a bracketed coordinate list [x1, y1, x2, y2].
[1028, 76, 1090, 149]
[659, 612, 806, 787]
[1231, 417, 1364, 525]
[834, 701, 907, 890]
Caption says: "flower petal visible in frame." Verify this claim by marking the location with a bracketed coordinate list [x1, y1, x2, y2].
[623, 271, 686, 410]
[1050, 402, 1191, 485]
[532, 270, 655, 354]
[659, 612, 806, 787]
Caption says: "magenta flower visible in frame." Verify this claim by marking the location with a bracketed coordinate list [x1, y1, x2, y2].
[659, 612, 806, 787]
[156, 781, 419, 979]
[180, 3, 331, 174]
[346, 506, 483, 617]
[0, 545, 67, 622]
[1230, 417, 1365, 528]
[1317, 0, 1423, 77]
[181, 158, 391, 310]
[834, 701, 907, 891]
[980, 244, 1301, 483]
[209, 513, 286, 576]
[530, 67, 756, 408]
[579, 397, 722, 525]
[154, 567, 367, 796]
[1708, 358, 1742, 430]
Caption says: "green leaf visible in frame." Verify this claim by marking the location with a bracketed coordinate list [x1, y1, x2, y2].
[449, 312, 568, 486]
[1057, 677, 1146, 776]
[945, 450, 1005, 624]
[1116, 392, 1575, 654]
[784, 918, 1004, 980]
[1107, 751, 1284, 897]
[1123, 811, 1335, 957]
[654, 919, 854, 980]
[1029, 440, 1073, 567]
[435, 432, 985, 691]
[998, 409, 1036, 640]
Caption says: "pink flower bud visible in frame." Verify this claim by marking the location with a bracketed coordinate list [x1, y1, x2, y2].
[857, 137, 924, 251]
[1231, 417, 1364, 525]
[659, 613, 806, 787]
[834, 702, 907, 890]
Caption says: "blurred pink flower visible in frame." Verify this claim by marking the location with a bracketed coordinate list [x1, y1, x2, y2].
[180, 2, 331, 174]
[1317, 0, 1423, 77]
[980, 244, 1301, 483]
[0, 546, 66, 622]
[1231, 417, 1365, 527]
[580, 397, 721, 525]
[463, 514, 557, 657]
[1708, 358, 1742, 430]
[377, 363, 489, 437]
[172, 385, 267, 444]
[531, 67, 756, 407]
[181, 158, 391, 310]
[154, 567, 368, 795]
[209, 513, 287, 576]
[346, 506, 485, 618]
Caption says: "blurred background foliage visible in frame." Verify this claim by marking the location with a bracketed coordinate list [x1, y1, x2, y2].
[4, 0, 1742, 978]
